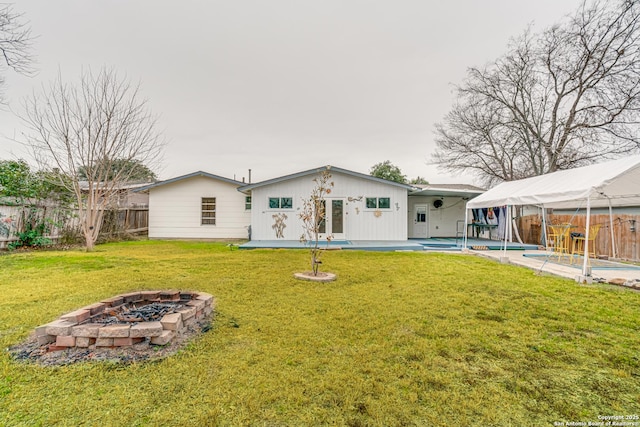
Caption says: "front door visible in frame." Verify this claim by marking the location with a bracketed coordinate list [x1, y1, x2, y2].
[412, 204, 428, 238]
[319, 199, 345, 240]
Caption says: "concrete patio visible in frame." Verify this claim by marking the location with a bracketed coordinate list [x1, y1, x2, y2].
[239, 237, 539, 252]
[471, 248, 640, 285]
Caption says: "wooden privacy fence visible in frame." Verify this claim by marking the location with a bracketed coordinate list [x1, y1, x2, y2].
[517, 214, 640, 261]
[0, 204, 148, 249]
[100, 207, 149, 236]
[0, 204, 76, 249]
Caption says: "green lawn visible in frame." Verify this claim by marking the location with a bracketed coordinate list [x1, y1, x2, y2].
[0, 241, 639, 426]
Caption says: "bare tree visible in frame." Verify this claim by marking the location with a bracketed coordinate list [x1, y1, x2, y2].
[22, 67, 164, 250]
[433, 0, 640, 187]
[0, 3, 34, 101]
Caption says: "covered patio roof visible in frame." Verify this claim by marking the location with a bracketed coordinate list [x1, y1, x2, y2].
[409, 183, 485, 199]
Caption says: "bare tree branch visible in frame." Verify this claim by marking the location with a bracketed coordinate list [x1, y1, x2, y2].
[0, 3, 34, 101]
[433, 0, 640, 185]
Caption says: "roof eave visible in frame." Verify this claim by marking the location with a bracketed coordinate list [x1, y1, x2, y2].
[135, 171, 244, 192]
[238, 165, 415, 191]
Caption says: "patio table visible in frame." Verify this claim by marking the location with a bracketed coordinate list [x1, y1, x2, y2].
[468, 223, 498, 240]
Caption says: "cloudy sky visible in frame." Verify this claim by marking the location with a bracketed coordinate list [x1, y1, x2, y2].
[1, 0, 585, 185]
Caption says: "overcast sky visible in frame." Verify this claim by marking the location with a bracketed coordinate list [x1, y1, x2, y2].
[0, 0, 585, 185]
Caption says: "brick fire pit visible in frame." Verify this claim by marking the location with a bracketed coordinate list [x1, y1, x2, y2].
[35, 290, 215, 351]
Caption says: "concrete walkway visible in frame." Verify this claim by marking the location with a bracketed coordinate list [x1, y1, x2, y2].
[470, 248, 640, 285]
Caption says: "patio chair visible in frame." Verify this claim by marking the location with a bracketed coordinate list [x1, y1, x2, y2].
[546, 225, 558, 251]
[571, 224, 601, 260]
[549, 224, 572, 260]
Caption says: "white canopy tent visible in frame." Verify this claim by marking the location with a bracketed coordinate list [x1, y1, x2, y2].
[464, 155, 640, 276]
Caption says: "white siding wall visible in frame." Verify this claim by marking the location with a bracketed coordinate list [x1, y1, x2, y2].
[148, 176, 250, 239]
[251, 172, 408, 241]
[408, 196, 467, 238]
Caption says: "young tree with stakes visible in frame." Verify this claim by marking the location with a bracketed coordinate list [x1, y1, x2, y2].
[22, 67, 164, 251]
[299, 168, 334, 276]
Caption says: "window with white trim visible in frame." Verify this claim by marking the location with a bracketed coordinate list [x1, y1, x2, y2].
[245, 196, 252, 210]
[268, 197, 293, 209]
[365, 197, 391, 209]
[201, 197, 216, 225]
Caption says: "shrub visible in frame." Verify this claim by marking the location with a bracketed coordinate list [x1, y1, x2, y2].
[7, 210, 52, 250]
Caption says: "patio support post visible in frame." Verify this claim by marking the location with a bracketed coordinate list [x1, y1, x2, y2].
[608, 200, 617, 259]
[463, 204, 469, 250]
[582, 197, 592, 277]
[509, 205, 514, 242]
[502, 205, 509, 256]
[541, 205, 548, 248]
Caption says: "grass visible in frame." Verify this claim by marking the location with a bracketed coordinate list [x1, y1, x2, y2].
[0, 240, 639, 426]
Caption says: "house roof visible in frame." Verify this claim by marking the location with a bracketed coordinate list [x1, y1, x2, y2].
[134, 171, 244, 192]
[79, 181, 154, 191]
[466, 155, 640, 209]
[237, 165, 416, 192]
[409, 183, 485, 198]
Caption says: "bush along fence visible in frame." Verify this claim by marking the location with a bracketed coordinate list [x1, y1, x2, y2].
[517, 213, 640, 261]
[0, 204, 148, 250]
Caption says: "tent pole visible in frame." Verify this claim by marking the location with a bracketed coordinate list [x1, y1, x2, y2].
[608, 200, 617, 259]
[510, 206, 524, 243]
[463, 204, 469, 250]
[509, 205, 513, 243]
[503, 205, 509, 256]
[582, 197, 591, 277]
[541, 205, 548, 248]
[501, 207, 506, 254]
[508, 206, 511, 249]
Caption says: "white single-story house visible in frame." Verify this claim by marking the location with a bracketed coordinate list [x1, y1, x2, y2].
[238, 166, 415, 241]
[138, 165, 485, 242]
[137, 171, 251, 239]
